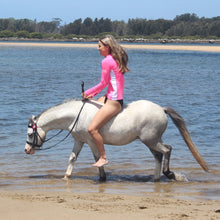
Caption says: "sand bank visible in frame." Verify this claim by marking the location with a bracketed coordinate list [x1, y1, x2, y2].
[0, 190, 220, 220]
[0, 42, 220, 52]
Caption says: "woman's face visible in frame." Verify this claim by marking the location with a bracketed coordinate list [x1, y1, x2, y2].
[98, 41, 110, 57]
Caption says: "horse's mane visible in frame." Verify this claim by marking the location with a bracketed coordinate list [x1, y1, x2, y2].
[36, 98, 81, 120]
[35, 98, 128, 120]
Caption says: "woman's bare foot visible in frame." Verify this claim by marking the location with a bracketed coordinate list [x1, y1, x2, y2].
[92, 158, 108, 167]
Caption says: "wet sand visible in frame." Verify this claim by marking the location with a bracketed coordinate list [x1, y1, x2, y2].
[0, 41, 220, 52]
[0, 190, 220, 220]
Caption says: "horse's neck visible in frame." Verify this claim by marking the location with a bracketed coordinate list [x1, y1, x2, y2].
[38, 101, 81, 132]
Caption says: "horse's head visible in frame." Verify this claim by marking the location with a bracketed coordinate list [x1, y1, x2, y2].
[24, 115, 45, 154]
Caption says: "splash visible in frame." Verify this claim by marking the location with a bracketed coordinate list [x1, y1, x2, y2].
[174, 172, 189, 182]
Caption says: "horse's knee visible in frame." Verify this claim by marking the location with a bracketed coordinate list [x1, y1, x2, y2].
[165, 144, 172, 153]
[69, 152, 76, 163]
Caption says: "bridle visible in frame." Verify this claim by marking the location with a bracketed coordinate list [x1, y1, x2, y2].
[26, 121, 63, 149]
[26, 81, 86, 151]
[26, 100, 86, 150]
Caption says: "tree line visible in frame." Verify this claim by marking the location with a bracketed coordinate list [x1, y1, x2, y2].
[0, 13, 220, 39]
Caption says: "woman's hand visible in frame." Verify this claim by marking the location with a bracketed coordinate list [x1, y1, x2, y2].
[81, 92, 92, 100]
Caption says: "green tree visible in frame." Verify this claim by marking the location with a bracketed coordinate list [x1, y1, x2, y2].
[174, 13, 199, 22]
[30, 32, 43, 39]
[0, 19, 10, 31]
[0, 30, 14, 38]
[53, 33, 64, 39]
[16, 31, 30, 38]
[52, 18, 62, 29]
[210, 20, 220, 37]
[14, 19, 35, 32]
[0, 14, 220, 39]
[80, 17, 94, 35]
[36, 21, 57, 33]
[112, 20, 127, 36]
[127, 18, 147, 35]
[61, 18, 82, 35]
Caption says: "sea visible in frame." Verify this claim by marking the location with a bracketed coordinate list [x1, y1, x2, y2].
[0, 42, 220, 200]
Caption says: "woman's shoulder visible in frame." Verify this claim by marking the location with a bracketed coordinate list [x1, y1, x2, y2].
[102, 54, 116, 65]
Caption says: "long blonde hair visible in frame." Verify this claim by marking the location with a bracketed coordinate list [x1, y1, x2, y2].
[100, 35, 129, 74]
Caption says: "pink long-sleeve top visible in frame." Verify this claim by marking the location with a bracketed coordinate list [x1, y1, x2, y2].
[85, 54, 124, 100]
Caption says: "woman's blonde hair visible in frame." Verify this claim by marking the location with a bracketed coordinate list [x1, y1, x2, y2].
[100, 35, 129, 74]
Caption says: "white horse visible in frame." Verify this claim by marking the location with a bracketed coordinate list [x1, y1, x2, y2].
[24, 99, 209, 181]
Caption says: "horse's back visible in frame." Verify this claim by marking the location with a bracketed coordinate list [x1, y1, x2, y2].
[100, 100, 167, 145]
[122, 100, 166, 119]
[85, 99, 166, 123]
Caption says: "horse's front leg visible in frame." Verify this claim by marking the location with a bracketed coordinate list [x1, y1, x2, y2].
[88, 141, 106, 181]
[64, 140, 84, 179]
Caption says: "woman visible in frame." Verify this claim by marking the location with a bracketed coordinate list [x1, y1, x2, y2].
[82, 35, 129, 167]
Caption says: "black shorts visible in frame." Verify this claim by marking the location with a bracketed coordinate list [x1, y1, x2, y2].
[104, 96, 123, 107]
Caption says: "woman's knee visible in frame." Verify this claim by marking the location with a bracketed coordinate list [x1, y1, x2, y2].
[88, 125, 97, 136]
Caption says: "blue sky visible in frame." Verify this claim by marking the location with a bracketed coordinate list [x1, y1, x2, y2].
[1, 0, 219, 24]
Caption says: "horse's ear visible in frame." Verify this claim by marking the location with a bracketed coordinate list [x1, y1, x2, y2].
[29, 117, 32, 123]
[29, 115, 36, 123]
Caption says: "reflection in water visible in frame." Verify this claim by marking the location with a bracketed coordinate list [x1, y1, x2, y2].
[4, 170, 217, 200]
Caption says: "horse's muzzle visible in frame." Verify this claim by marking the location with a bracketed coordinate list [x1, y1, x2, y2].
[24, 143, 35, 155]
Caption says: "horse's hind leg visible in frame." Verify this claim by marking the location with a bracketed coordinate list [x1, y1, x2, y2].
[64, 140, 84, 179]
[149, 149, 163, 182]
[148, 142, 175, 181]
[162, 144, 175, 180]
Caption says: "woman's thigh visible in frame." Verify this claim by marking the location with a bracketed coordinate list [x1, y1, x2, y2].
[89, 100, 121, 131]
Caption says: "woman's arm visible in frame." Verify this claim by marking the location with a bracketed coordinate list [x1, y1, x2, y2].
[85, 59, 111, 98]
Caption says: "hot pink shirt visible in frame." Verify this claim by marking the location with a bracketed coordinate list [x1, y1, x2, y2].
[85, 54, 124, 100]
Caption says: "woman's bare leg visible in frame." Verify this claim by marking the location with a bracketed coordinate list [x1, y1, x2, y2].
[88, 99, 122, 167]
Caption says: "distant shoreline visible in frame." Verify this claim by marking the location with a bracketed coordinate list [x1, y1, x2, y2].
[1, 41, 220, 52]
[1, 37, 220, 44]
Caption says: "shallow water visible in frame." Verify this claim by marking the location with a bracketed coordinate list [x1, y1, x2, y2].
[0, 43, 220, 200]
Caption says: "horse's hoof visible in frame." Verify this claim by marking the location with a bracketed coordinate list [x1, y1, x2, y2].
[62, 175, 71, 180]
[163, 170, 176, 180]
[99, 176, 106, 182]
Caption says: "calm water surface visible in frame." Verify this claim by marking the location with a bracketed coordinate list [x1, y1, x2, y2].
[0, 43, 220, 200]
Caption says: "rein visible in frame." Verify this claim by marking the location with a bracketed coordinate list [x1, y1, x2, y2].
[27, 81, 86, 151]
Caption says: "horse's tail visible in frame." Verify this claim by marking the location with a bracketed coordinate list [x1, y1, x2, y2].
[164, 106, 209, 172]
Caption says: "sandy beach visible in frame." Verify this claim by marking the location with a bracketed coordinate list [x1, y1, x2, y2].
[0, 190, 220, 220]
[0, 41, 220, 52]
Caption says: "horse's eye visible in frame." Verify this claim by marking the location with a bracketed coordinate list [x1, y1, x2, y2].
[28, 133, 33, 138]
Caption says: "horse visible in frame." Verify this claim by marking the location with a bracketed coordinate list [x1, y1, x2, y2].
[24, 99, 209, 181]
